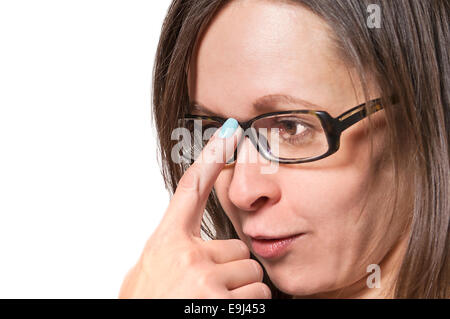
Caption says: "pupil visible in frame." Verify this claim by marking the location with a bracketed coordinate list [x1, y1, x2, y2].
[282, 121, 296, 135]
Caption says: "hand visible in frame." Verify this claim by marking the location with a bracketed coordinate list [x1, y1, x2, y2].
[118, 122, 271, 299]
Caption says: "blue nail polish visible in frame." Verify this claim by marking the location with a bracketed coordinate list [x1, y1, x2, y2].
[219, 118, 239, 138]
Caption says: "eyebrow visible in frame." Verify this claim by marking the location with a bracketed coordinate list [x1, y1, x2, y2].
[189, 94, 322, 116]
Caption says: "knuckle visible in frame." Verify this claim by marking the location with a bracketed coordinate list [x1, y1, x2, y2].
[178, 247, 204, 267]
[232, 239, 250, 256]
[203, 142, 218, 161]
[259, 283, 272, 299]
[177, 168, 199, 190]
[196, 269, 216, 288]
[248, 259, 264, 280]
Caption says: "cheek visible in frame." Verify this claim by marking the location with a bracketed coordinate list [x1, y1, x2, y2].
[278, 123, 380, 233]
[280, 164, 372, 248]
[287, 135, 382, 246]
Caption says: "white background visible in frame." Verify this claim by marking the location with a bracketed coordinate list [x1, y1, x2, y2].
[0, 0, 173, 298]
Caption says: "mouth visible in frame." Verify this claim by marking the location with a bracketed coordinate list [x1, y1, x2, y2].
[249, 233, 304, 259]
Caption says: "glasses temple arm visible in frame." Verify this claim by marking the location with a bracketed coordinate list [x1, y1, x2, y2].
[336, 100, 383, 132]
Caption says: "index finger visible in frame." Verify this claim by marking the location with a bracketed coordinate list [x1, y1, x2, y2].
[162, 118, 242, 237]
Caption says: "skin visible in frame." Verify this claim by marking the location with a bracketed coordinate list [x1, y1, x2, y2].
[187, 0, 410, 298]
[119, 127, 272, 298]
[119, 0, 410, 299]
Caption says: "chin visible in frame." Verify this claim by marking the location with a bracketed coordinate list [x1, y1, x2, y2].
[273, 278, 336, 297]
[263, 262, 340, 297]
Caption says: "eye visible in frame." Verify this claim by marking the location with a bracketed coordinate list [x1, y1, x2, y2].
[277, 118, 308, 136]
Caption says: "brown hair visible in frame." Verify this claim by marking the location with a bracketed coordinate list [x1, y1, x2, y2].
[152, 0, 449, 298]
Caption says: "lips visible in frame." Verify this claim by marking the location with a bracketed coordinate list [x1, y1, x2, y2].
[249, 233, 304, 259]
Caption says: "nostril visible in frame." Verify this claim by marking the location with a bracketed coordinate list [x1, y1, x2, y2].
[250, 196, 269, 210]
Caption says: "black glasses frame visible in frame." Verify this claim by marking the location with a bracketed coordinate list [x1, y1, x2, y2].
[182, 98, 389, 164]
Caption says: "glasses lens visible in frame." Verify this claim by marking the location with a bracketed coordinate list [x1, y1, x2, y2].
[252, 113, 329, 161]
[177, 118, 222, 162]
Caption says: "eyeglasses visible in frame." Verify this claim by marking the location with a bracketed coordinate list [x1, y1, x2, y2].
[178, 98, 387, 164]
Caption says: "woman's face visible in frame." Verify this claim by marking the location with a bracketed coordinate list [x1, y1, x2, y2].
[187, 0, 404, 297]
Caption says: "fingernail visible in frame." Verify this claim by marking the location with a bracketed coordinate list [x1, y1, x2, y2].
[219, 118, 239, 138]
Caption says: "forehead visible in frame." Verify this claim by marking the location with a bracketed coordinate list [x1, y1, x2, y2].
[187, 0, 359, 121]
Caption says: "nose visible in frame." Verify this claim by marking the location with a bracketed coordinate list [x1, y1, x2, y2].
[227, 138, 281, 212]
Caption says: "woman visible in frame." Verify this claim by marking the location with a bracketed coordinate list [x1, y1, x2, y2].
[119, 0, 449, 298]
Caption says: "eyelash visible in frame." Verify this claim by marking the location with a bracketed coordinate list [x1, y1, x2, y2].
[285, 131, 312, 145]
[276, 119, 313, 145]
